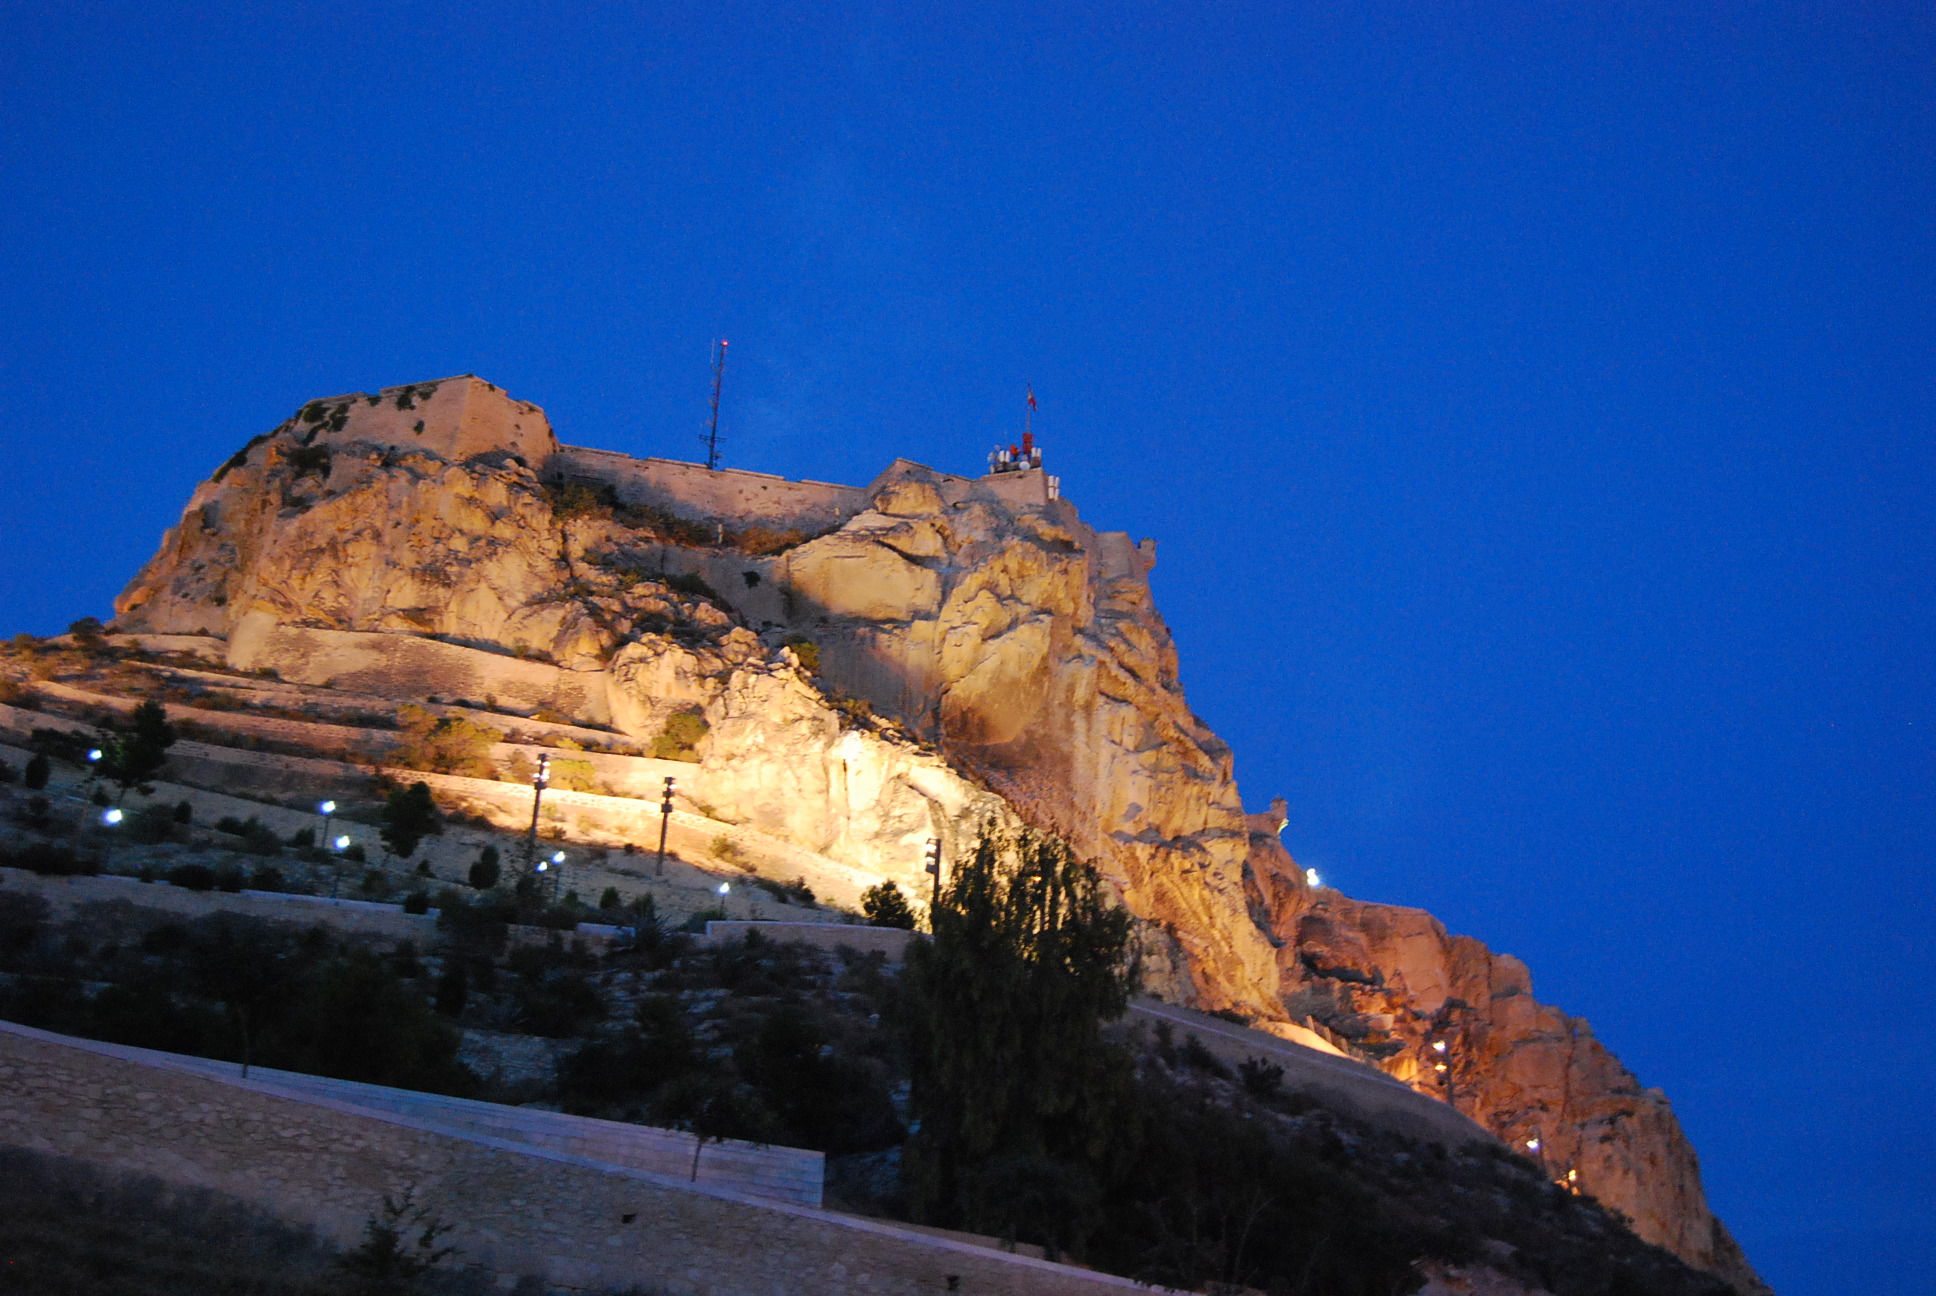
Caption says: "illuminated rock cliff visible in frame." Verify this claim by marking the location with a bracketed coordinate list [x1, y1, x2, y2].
[113, 376, 1764, 1293]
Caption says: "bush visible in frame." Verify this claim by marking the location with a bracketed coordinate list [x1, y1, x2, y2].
[549, 757, 598, 793]
[23, 752, 49, 790]
[468, 846, 501, 891]
[1, 841, 98, 877]
[599, 886, 622, 911]
[403, 891, 431, 915]
[781, 634, 821, 673]
[861, 881, 916, 930]
[128, 803, 177, 845]
[391, 704, 503, 777]
[664, 570, 715, 600]
[167, 864, 217, 891]
[650, 708, 709, 761]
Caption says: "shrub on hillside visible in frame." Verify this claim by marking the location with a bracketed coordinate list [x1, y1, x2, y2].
[391, 704, 503, 778]
[166, 864, 217, 891]
[860, 880, 915, 930]
[1, 841, 98, 876]
[650, 708, 708, 761]
[548, 757, 598, 793]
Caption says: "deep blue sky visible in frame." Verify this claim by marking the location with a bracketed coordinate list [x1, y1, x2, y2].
[4, 5, 1929, 1291]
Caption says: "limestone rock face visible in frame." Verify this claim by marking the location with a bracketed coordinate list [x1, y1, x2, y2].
[110, 379, 1761, 1292]
[1247, 831, 1769, 1296]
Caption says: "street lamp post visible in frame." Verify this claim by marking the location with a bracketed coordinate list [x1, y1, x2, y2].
[524, 753, 551, 874]
[716, 881, 731, 920]
[1430, 1037, 1454, 1108]
[923, 837, 942, 924]
[655, 776, 676, 878]
[318, 800, 335, 850]
[329, 834, 351, 897]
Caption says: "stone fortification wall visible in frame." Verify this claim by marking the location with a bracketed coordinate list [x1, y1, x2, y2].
[0, 1022, 1156, 1295]
[147, 1053, 823, 1207]
[549, 447, 869, 533]
[305, 376, 557, 466]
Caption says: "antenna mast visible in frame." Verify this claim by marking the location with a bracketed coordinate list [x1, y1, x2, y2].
[704, 338, 728, 471]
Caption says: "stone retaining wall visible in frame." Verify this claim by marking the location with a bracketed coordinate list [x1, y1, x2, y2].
[0, 1021, 1157, 1295]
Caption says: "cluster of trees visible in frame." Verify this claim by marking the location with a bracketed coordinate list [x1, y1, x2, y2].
[896, 829, 1731, 1296]
[0, 906, 473, 1095]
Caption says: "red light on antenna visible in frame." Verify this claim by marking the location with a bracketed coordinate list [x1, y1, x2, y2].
[720, 339, 729, 347]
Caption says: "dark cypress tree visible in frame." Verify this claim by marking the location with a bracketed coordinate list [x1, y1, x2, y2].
[901, 827, 1136, 1254]
[380, 781, 442, 861]
[98, 700, 176, 801]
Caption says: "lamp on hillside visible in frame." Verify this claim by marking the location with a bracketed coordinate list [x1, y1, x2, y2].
[924, 837, 942, 922]
[524, 752, 551, 873]
[716, 880, 731, 920]
[318, 799, 336, 846]
[655, 775, 676, 878]
[1429, 1037, 1455, 1109]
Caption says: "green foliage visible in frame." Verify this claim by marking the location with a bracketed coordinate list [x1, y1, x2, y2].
[781, 633, 821, 672]
[650, 707, 709, 761]
[380, 782, 442, 860]
[392, 704, 504, 777]
[548, 756, 598, 792]
[545, 479, 612, 521]
[0, 1147, 343, 1296]
[860, 880, 915, 929]
[97, 699, 177, 800]
[0, 841, 98, 876]
[213, 432, 270, 481]
[598, 886, 622, 911]
[901, 828, 1136, 1247]
[337, 1186, 457, 1296]
[664, 569, 716, 600]
[285, 442, 331, 481]
[467, 845, 500, 890]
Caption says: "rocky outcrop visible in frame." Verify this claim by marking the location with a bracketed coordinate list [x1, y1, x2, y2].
[1246, 830, 1767, 1294]
[111, 377, 1762, 1292]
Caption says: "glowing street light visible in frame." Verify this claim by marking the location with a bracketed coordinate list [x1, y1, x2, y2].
[1429, 1037, 1455, 1108]
[102, 808, 123, 826]
[333, 834, 351, 852]
[1304, 867, 1322, 889]
[716, 880, 731, 918]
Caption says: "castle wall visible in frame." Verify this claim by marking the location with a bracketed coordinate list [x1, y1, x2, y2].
[0, 1022, 1156, 1295]
[306, 376, 558, 465]
[549, 447, 869, 533]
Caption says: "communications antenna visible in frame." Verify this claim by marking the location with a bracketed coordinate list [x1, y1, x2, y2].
[703, 339, 728, 470]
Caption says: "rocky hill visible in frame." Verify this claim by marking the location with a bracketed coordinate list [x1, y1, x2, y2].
[108, 375, 1765, 1293]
